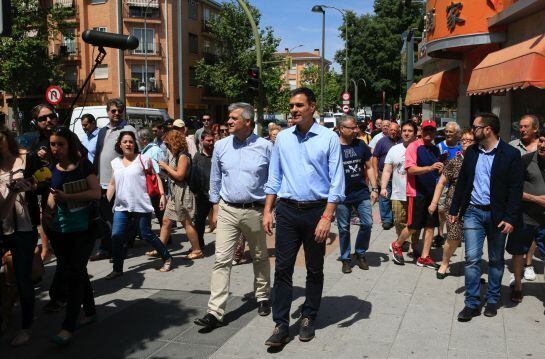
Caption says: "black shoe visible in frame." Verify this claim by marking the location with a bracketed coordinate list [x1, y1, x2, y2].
[90, 251, 110, 262]
[457, 306, 481, 322]
[382, 223, 394, 230]
[342, 261, 352, 274]
[258, 300, 271, 316]
[299, 317, 315, 342]
[43, 300, 66, 313]
[194, 313, 224, 329]
[265, 325, 289, 347]
[432, 235, 445, 248]
[355, 254, 369, 270]
[484, 303, 497, 317]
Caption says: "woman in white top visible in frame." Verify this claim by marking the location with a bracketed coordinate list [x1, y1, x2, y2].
[105, 131, 172, 279]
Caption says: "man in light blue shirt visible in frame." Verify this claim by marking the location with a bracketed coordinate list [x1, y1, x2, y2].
[194, 103, 272, 331]
[264, 87, 345, 347]
[79, 114, 99, 163]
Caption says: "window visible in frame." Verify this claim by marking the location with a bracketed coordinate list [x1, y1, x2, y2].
[128, 5, 159, 18]
[64, 65, 78, 92]
[188, 33, 198, 54]
[131, 28, 155, 54]
[289, 79, 297, 90]
[94, 65, 108, 80]
[90, 0, 107, 4]
[203, 7, 211, 22]
[188, 0, 198, 20]
[92, 27, 107, 32]
[62, 29, 77, 55]
[203, 40, 210, 54]
[131, 64, 157, 92]
[189, 67, 198, 87]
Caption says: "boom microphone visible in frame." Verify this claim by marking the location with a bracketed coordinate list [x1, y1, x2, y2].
[82, 30, 139, 50]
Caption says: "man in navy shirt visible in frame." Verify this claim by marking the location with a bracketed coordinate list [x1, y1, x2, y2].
[336, 116, 378, 274]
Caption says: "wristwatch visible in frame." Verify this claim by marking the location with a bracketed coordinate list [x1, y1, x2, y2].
[371, 188, 379, 193]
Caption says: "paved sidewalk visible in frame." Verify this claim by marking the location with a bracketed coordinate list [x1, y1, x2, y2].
[2, 209, 545, 358]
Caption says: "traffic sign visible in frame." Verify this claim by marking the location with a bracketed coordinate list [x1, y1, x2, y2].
[45, 86, 63, 105]
[341, 92, 351, 101]
[342, 100, 350, 105]
[342, 105, 350, 114]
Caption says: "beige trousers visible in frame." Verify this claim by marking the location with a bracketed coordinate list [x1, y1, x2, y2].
[207, 200, 271, 320]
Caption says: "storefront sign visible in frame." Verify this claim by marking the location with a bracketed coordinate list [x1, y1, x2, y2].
[446, 2, 465, 32]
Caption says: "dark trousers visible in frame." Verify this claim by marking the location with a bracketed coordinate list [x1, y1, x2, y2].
[48, 230, 96, 332]
[4, 230, 38, 329]
[272, 201, 326, 328]
[193, 194, 212, 249]
[98, 189, 114, 253]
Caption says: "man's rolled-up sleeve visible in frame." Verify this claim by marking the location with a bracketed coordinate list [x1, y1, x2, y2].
[327, 135, 345, 203]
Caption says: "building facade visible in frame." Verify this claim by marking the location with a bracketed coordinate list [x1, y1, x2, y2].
[408, 0, 545, 140]
[276, 49, 331, 90]
[48, 0, 226, 122]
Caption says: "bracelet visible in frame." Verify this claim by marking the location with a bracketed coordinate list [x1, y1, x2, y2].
[321, 214, 332, 222]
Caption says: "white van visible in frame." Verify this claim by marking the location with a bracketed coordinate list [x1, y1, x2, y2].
[69, 106, 169, 139]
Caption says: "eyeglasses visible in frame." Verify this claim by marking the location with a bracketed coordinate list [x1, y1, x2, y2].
[109, 109, 124, 114]
[461, 138, 474, 143]
[342, 126, 357, 130]
[471, 125, 487, 131]
[37, 113, 57, 122]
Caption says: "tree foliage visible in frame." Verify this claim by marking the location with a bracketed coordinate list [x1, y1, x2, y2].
[0, 0, 75, 127]
[335, 0, 423, 106]
[300, 64, 342, 113]
[195, 1, 290, 114]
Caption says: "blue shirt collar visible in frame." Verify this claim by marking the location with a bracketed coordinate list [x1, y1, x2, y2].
[233, 133, 257, 146]
[108, 119, 128, 130]
[87, 127, 99, 140]
[293, 121, 320, 138]
[478, 139, 500, 154]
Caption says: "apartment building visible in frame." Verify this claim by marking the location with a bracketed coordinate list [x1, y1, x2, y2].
[51, 0, 226, 121]
[276, 48, 331, 90]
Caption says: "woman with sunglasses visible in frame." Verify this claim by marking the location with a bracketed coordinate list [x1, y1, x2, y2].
[157, 130, 203, 259]
[42, 126, 101, 345]
[0, 127, 44, 346]
[106, 131, 173, 279]
[428, 129, 475, 279]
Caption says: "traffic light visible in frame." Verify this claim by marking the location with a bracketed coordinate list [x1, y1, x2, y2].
[248, 66, 260, 96]
[0, 0, 12, 36]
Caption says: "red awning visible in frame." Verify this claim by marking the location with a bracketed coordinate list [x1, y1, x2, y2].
[405, 69, 459, 106]
[467, 34, 545, 95]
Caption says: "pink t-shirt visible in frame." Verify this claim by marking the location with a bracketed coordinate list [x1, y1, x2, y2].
[404, 138, 424, 198]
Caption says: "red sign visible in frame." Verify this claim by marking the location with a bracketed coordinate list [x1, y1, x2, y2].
[341, 92, 351, 101]
[45, 86, 63, 105]
[342, 105, 350, 114]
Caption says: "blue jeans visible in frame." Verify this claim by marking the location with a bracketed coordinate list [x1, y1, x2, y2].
[111, 211, 171, 273]
[378, 178, 393, 225]
[336, 199, 373, 261]
[463, 206, 507, 308]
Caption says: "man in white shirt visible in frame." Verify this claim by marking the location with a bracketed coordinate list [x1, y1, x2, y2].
[368, 119, 391, 151]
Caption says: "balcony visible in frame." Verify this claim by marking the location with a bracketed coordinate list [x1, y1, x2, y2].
[125, 41, 163, 60]
[203, 52, 219, 65]
[54, 43, 81, 61]
[63, 80, 84, 95]
[53, 0, 78, 20]
[127, 78, 164, 95]
[123, 1, 161, 23]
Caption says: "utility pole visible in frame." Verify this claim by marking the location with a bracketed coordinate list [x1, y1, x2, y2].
[117, 0, 125, 103]
[177, 0, 183, 119]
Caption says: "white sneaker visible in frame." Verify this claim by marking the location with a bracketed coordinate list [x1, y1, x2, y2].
[509, 273, 516, 287]
[10, 329, 31, 347]
[524, 265, 537, 281]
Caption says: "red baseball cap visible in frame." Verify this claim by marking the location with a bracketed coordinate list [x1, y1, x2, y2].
[421, 119, 437, 129]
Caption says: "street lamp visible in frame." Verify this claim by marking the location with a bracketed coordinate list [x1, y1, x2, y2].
[311, 5, 325, 115]
[144, 0, 156, 111]
[313, 5, 349, 94]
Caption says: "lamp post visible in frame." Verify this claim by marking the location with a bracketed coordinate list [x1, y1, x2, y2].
[311, 5, 325, 115]
[285, 45, 303, 91]
[144, 0, 155, 110]
[350, 78, 366, 114]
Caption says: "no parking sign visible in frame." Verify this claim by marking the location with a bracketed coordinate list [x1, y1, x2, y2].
[45, 86, 63, 105]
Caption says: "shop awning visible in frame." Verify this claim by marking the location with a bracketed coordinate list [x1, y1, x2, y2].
[467, 34, 545, 95]
[405, 69, 459, 106]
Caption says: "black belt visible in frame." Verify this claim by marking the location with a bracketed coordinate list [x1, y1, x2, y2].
[471, 204, 491, 211]
[223, 200, 263, 209]
[279, 198, 327, 209]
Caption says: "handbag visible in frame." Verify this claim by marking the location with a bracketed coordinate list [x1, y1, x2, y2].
[139, 155, 161, 198]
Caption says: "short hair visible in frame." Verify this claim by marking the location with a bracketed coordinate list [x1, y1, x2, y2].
[340, 116, 356, 127]
[106, 98, 125, 111]
[137, 128, 153, 143]
[520, 114, 540, 129]
[401, 120, 418, 134]
[201, 129, 214, 140]
[290, 87, 316, 104]
[228, 102, 254, 121]
[539, 127, 545, 138]
[461, 128, 474, 138]
[445, 121, 461, 133]
[81, 113, 96, 124]
[152, 120, 164, 130]
[202, 113, 212, 119]
[475, 112, 500, 135]
[115, 131, 140, 155]
[31, 103, 56, 121]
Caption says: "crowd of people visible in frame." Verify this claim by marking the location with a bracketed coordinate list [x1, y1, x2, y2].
[1, 87, 544, 349]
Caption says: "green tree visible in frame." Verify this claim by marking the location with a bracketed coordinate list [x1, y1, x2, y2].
[336, 1, 423, 107]
[300, 64, 342, 113]
[0, 0, 75, 131]
[195, 1, 290, 114]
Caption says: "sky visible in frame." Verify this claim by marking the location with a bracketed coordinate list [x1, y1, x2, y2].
[221, 1, 376, 71]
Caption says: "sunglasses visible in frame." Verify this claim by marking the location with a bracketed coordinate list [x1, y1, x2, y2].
[110, 109, 124, 114]
[37, 113, 57, 122]
[220, 128, 228, 132]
